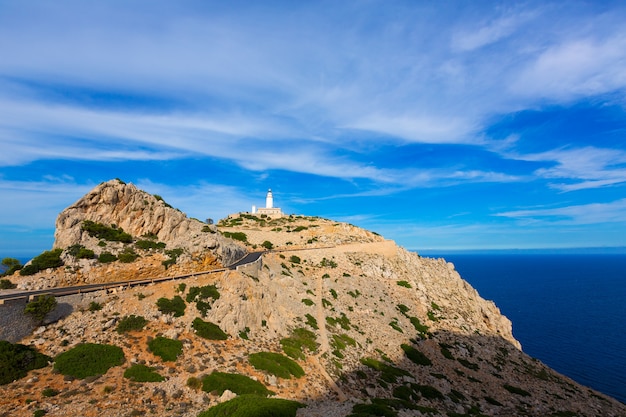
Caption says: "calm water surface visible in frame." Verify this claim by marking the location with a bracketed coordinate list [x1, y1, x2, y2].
[427, 254, 626, 404]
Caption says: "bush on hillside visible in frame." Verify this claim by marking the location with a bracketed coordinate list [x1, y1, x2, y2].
[201, 372, 274, 396]
[116, 315, 148, 334]
[248, 352, 304, 379]
[24, 295, 57, 323]
[192, 318, 228, 340]
[156, 295, 186, 317]
[280, 328, 318, 360]
[54, 343, 125, 379]
[123, 364, 164, 382]
[221, 231, 248, 243]
[20, 249, 64, 276]
[0, 341, 50, 385]
[197, 394, 304, 417]
[81, 220, 133, 243]
[0, 279, 16, 289]
[401, 344, 432, 366]
[98, 252, 117, 263]
[1, 257, 23, 276]
[148, 336, 182, 362]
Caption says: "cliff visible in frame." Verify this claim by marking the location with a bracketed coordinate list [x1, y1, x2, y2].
[1, 181, 624, 417]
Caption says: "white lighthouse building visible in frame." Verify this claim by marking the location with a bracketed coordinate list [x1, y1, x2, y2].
[254, 189, 283, 217]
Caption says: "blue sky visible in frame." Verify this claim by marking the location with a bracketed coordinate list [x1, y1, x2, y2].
[1, 0, 626, 257]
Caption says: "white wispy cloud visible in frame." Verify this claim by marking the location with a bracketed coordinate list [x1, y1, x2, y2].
[496, 198, 626, 225]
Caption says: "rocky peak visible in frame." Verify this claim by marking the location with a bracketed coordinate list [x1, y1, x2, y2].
[53, 179, 246, 266]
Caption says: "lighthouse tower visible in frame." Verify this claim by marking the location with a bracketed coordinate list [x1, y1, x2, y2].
[255, 189, 283, 217]
[266, 189, 273, 208]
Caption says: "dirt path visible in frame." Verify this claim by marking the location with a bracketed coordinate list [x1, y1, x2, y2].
[312, 271, 347, 401]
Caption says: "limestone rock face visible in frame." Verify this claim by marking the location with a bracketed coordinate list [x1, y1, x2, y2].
[53, 179, 246, 266]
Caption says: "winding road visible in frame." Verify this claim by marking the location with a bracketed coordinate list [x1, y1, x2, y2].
[0, 251, 264, 304]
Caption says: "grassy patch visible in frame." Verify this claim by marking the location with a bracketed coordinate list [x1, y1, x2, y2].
[192, 318, 228, 340]
[148, 336, 183, 362]
[54, 343, 124, 379]
[0, 341, 50, 385]
[156, 295, 186, 317]
[301, 298, 315, 306]
[123, 364, 164, 382]
[304, 314, 318, 330]
[221, 231, 248, 243]
[197, 394, 303, 417]
[116, 315, 148, 334]
[249, 352, 304, 379]
[396, 280, 412, 288]
[201, 372, 273, 396]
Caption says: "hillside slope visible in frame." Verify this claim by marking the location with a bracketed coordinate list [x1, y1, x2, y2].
[1, 182, 624, 417]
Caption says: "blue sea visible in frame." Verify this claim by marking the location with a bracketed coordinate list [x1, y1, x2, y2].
[425, 253, 626, 404]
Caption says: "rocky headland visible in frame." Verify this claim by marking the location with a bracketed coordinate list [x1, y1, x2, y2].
[1, 179, 624, 417]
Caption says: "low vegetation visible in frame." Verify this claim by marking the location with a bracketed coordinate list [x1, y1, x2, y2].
[54, 343, 125, 378]
[81, 220, 132, 243]
[401, 344, 432, 366]
[192, 318, 228, 340]
[248, 352, 305, 379]
[0, 341, 50, 385]
[20, 249, 64, 276]
[148, 336, 182, 362]
[197, 394, 304, 417]
[186, 284, 220, 317]
[360, 357, 410, 383]
[201, 372, 274, 396]
[1, 257, 23, 276]
[280, 328, 318, 360]
[123, 364, 165, 382]
[221, 231, 248, 243]
[24, 295, 57, 323]
[156, 295, 186, 317]
[116, 315, 148, 334]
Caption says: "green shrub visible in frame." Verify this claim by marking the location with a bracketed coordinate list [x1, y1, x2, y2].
[192, 318, 228, 340]
[1, 257, 23, 276]
[458, 358, 479, 370]
[156, 295, 186, 317]
[41, 388, 59, 397]
[20, 249, 64, 276]
[197, 394, 304, 417]
[0, 341, 50, 385]
[24, 295, 57, 322]
[349, 402, 397, 417]
[396, 280, 412, 288]
[249, 352, 304, 379]
[54, 343, 124, 378]
[88, 301, 103, 312]
[77, 248, 95, 259]
[221, 231, 248, 243]
[201, 372, 273, 396]
[439, 343, 454, 359]
[261, 240, 273, 250]
[304, 314, 318, 330]
[148, 336, 182, 362]
[187, 376, 202, 390]
[401, 344, 432, 366]
[33, 410, 47, 417]
[503, 384, 531, 397]
[301, 298, 314, 306]
[81, 220, 133, 243]
[123, 364, 164, 382]
[409, 316, 429, 336]
[186, 284, 220, 317]
[413, 384, 444, 400]
[0, 279, 16, 289]
[280, 328, 318, 360]
[360, 358, 410, 383]
[320, 258, 337, 268]
[98, 251, 117, 263]
[135, 240, 166, 250]
[118, 248, 139, 263]
[116, 315, 148, 334]
[289, 255, 301, 264]
[162, 248, 184, 269]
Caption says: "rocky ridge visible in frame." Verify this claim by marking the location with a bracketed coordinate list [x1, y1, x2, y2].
[1, 181, 625, 417]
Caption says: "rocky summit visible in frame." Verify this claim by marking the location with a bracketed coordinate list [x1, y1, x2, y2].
[1, 180, 624, 417]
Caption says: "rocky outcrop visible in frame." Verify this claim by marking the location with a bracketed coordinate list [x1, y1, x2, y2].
[53, 179, 246, 266]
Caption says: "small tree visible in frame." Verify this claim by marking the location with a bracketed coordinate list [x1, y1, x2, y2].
[1, 258, 23, 276]
[24, 295, 57, 323]
[261, 240, 273, 250]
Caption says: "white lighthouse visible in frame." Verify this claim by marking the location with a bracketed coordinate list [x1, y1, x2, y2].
[255, 188, 283, 217]
[266, 189, 273, 208]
